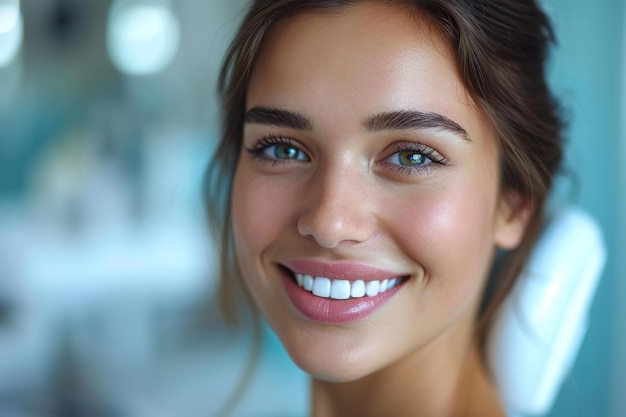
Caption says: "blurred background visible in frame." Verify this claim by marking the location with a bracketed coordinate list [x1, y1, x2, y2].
[0, 0, 623, 416]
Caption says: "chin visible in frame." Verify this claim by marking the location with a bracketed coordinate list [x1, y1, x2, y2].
[294, 357, 373, 383]
[278, 332, 385, 383]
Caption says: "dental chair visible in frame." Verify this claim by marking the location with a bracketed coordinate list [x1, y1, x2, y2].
[487, 207, 607, 417]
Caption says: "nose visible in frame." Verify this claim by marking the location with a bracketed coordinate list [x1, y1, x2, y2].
[297, 165, 376, 248]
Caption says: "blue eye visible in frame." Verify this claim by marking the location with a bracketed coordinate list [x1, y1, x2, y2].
[268, 143, 309, 160]
[246, 136, 310, 162]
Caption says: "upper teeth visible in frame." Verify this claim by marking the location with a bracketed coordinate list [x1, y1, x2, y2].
[294, 274, 401, 299]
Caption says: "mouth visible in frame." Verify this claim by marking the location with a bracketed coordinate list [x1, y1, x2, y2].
[280, 265, 410, 300]
[279, 264, 410, 324]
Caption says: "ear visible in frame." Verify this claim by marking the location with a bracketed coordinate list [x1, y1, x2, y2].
[494, 191, 531, 250]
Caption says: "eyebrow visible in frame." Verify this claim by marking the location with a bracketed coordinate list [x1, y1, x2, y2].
[244, 106, 313, 130]
[244, 106, 469, 140]
[366, 110, 469, 140]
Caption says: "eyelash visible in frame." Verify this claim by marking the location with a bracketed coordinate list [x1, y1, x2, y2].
[381, 143, 448, 176]
[245, 135, 448, 176]
[245, 135, 308, 165]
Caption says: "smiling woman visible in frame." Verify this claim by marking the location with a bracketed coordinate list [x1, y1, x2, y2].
[205, 1, 563, 416]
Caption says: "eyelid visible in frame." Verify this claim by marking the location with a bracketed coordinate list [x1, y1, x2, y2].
[379, 141, 448, 176]
[382, 142, 447, 164]
[245, 134, 311, 162]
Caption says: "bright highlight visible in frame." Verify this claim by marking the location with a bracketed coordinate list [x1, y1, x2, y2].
[0, 0, 23, 68]
[107, 0, 180, 75]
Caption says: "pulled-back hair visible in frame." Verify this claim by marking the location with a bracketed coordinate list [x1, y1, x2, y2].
[204, 0, 563, 353]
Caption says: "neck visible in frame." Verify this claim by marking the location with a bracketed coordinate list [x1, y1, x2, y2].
[310, 327, 505, 417]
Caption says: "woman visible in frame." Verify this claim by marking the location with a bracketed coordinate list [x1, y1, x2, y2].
[205, 0, 563, 415]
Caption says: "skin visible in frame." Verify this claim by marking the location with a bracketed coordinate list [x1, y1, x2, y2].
[231, 3, 528, 416]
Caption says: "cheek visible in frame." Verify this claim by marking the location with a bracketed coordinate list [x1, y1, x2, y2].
[233, 169, 285, 253]
[231, 166, 299, 291]
[389, 181, 498, 309]
[231, 168, 273, 315]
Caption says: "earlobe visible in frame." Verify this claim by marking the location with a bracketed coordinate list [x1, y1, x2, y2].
[494, 192, 532, 250]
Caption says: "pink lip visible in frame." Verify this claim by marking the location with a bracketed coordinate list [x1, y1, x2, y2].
[279, 261, 407, 324]
[282, 259, 404, 281]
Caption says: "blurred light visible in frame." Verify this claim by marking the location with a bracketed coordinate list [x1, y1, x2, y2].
[0, 0, 23, 68]
[107, 0, 180, 76]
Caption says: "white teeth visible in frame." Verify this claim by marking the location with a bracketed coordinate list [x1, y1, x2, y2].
[351, 280, 365, 298]
[303, 275, 314, 291]
[312, 277, 331, 297]
[330, 280, 351, 300]
[365, 280, 380, 297]
[294, 273, 404, 299]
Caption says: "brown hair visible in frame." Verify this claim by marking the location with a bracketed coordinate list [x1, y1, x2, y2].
[204, 0, 563, 353]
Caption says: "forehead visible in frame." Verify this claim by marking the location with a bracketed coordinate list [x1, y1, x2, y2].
[246, 2, 489, 140]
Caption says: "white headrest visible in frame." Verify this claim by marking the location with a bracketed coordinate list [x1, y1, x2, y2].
[487, 207, 607, 416]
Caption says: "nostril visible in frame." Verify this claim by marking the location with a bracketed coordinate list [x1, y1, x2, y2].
[297, 216, 374, 248]
[296, 174, 376, 247]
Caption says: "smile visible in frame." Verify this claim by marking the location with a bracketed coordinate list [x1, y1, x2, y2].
[280, 261, 410, 323]
[294, 273, 404, 299]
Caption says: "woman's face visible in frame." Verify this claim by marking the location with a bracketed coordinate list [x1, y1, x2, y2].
[231, 3, 526, 382]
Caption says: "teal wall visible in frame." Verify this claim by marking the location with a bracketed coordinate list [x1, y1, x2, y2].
[542, 1, 625, 416]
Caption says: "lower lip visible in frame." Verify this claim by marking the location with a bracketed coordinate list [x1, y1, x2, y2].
[281, 269, 405, 324]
